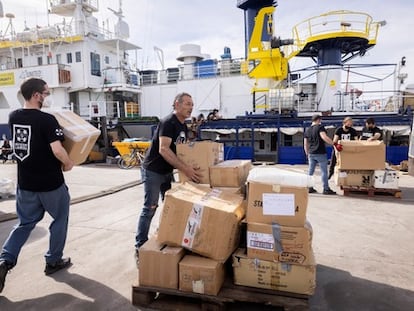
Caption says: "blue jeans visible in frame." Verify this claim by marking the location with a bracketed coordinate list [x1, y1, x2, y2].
[0, 183, 70, 266]
[135, 169, 173, 248]
[308, 153, 330, 191]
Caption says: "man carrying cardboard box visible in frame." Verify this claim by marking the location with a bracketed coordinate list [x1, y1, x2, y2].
[0, 78, 74, 293]
[135, 92, 203, 262]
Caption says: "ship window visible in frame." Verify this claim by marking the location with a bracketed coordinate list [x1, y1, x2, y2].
[67, 53, 72, 63]
[75, 51, 81, 62]
[37, 57, 43, 66]
[56, 54, 62, 64]
[90, 52, 101, 76]
[105, 56, 109, 64]
[17, 58, 23, 68]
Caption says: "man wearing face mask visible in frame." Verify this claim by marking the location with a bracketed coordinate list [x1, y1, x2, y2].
[0, 78, 74, 293]
[328, 117, 358, 179]
[360, 117, 382, 141]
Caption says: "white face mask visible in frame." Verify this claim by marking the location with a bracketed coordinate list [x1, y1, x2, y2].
[42, 97, 53, 108]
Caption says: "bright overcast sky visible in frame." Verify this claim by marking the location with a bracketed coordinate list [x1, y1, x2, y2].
[1, 0, 413, 89]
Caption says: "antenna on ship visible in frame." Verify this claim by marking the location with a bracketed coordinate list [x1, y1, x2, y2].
[108, 0, 129, 39]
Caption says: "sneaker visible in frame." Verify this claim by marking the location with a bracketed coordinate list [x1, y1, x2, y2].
[308, 187, 317, 193]
[0, 260, 12, 293]
[44, 257, 71, 275]
[323, 189, 336, 195]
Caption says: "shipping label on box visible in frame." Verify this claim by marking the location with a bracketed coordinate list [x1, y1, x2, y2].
[209, 159, 252, 187]
[374, 169, 399, 189]
[139, 236, 185, 289]
[247, 221, 313, 265]
[232, 248, 316, 295]
[334, 168, 374, 187]
[177, 141, 224, 184]
[337, 140, 385, 170]
[157, 182, 245, 261]
[51, 110, 101, 165]
[179, 255, 225, 296]
[246, 182, 308, 227]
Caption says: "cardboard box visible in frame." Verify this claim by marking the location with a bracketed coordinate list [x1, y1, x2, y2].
[247, 221, 313, 265]
[138, 236, 185, 289]
[157, 182, 245, 261]
[51, 110, 101, 165]
[209, 160, 252, 187]
[232, 248, 316, 295]
[179, 255, 225, 296]
[373, 169, 399, 189]
[334, 168, 374, 187]
[336, 141, 385, 170]
[246, 181, 308, 227]
[177, 141, 224, 184]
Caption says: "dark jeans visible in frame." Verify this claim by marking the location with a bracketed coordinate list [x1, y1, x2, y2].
[135, 169, 173, 249]
[329, 152, 337, 179]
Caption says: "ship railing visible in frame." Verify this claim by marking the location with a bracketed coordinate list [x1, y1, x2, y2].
[103, 67, 140, 87]
[139, 57, 248, 85]
[80, 100, 121, 121]
[285, 10, 381, 58]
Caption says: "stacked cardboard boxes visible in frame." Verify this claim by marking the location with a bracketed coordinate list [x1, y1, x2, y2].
[334, 140, 400, 190]
[139, 143, 253, 296]
[232, 167, 316, 295]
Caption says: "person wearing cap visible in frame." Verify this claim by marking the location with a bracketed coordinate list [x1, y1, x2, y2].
[328, 117, 358, 179]
[360, 117, 382, 141]
[304, 114, 337, 195]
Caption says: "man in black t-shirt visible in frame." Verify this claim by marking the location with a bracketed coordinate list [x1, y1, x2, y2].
[0, 78, 74, 293]
[360, 117, 382, 141]
[134, 93, 203, 261]
[328, 117, 358, 179]
[304, 114, 337, 195]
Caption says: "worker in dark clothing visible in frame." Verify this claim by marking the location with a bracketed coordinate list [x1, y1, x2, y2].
[304, 114, 338, 195]
[134, 92, 203, 264]
[360, 117, 382, 141]
[328, 117, 358, 179]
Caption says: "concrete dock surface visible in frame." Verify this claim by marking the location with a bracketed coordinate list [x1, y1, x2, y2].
[0, 162, 413, 310]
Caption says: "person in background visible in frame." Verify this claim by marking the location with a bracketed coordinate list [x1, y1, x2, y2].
[0, 78, 74, 293]
[360, 117, 382, 141]
[328, 117, 358, 179]
[304, 114, 338, 195]
[134, 92, 203, 262]
[0, 134, 12, 163]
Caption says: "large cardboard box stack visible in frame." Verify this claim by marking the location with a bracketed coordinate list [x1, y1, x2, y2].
[233, 166, 316, 295]
[155, 182, 246, 295]
[176, 141, 224, 184]
[51, 110, 101, 165]
[334, 141, 399, 190]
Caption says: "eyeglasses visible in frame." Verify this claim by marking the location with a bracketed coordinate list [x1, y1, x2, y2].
[41, 91, 51, 96]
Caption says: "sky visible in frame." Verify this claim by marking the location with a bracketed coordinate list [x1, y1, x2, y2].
[1, 0, 414, 90]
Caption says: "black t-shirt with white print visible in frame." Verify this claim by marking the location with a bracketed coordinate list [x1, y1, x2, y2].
[334, 126, 357, 141]
[9, 109, 65, 191]
[143, 113, 188, 174]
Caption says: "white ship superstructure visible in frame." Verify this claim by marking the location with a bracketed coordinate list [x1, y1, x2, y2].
[0, 0, 141, 127]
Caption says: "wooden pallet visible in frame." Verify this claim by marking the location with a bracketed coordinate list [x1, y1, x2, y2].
[341, 186, 402, 198]
[132, 279, 309, 311]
